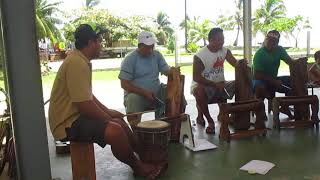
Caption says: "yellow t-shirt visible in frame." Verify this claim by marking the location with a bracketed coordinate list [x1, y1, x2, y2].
[49, 50, 92, 140]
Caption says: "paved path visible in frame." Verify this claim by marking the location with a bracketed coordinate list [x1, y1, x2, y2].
[48, 55, 193, 72]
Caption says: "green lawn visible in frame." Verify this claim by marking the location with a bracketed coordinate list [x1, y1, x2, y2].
[41, 61, 294, 87]
[15, 54, 320, 88]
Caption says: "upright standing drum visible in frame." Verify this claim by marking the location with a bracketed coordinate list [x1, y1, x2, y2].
[134, 120, 170, 167]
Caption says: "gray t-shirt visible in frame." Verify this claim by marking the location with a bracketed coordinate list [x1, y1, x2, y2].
[118, 49, 170, 94]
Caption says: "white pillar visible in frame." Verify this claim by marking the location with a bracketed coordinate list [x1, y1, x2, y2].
[307, 31, 310, 57]
[243, 0, 252, 64]
[175, 32, 179, 67]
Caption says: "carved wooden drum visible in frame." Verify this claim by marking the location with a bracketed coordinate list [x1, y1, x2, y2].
[135, 120, 170, 166]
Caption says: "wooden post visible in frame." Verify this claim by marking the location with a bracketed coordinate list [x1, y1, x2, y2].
[234, 59, 254, 130]
[290, 58, 309, 120]
[70, 142, 96, 180]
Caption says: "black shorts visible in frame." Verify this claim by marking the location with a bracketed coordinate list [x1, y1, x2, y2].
[65, 115, 108, 148]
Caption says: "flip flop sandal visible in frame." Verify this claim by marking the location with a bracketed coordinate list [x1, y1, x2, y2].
[206, 125, 215, 134]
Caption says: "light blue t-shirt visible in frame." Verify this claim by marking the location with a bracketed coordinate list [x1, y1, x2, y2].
[118, 49, 170, 94]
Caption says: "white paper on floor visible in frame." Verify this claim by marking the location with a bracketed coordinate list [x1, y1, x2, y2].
[240, 160, 275, 175]
[183, 138, 217, 151]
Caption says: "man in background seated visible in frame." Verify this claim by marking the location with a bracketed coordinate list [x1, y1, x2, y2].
[252, 30, 307, 118]
[119, 31, 178, 127]
[191, 28, 239, 134]
[49, 24, 162, 179]
[308, 51, 320, 85]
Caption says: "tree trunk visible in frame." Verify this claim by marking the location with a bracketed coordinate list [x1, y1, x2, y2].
[233, 26, 240, 47]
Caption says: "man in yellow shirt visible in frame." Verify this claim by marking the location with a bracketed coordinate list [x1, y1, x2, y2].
[49, 24, 161, 179]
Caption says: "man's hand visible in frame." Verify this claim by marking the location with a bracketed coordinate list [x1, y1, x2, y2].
[168, 67, 181, 75]
[143, 90, 155, 101]
[107, 109, 124, 118]
[214, 81, 225, 92]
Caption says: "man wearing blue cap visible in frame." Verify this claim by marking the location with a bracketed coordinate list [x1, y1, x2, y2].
[49, 24, 162, 179]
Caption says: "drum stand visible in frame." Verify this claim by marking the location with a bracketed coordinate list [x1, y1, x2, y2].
[273, 95, 320, 129]
[179, 114, 217, 151]
[219, 99, 268, 142]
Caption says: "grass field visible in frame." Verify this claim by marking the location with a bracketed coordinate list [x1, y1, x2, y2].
[3, 53, 318, 88]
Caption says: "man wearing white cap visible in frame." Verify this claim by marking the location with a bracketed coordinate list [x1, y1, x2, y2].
[119, 31, 173, 126]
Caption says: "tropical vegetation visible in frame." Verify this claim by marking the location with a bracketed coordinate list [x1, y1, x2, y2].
[35, 0, 62, 43]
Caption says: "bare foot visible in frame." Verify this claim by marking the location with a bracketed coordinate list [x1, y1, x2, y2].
[133, 161, 162, 180]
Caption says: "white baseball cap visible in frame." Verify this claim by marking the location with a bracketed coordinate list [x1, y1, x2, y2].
[138, 31, 157, 45]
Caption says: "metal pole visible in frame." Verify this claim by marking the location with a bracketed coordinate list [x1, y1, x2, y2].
[174, 32, 179, 67]
[184, 0, 188, 53]
[243, 0, 252, 64]
[1, 0, 52, 179]
[307, 31, 310, 57]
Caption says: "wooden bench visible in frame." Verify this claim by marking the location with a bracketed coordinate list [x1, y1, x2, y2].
[70, 142, 96, 180]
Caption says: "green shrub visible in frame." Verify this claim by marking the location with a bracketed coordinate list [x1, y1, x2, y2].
[166, 38, 175, 54]
[188, 42, 199, 53]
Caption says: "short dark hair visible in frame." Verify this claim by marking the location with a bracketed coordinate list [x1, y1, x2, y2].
[315, 50, 320, 59]
[267, 30, 281, 40]
[208, 28, 223, 40]
[74, 24, 108, 49]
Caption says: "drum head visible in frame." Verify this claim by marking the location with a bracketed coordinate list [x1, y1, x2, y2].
[136, 120, 169, 129]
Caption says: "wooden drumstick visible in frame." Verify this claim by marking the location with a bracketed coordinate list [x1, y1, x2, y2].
[123, 109, 156, 117]
[224, 88, 231, 98]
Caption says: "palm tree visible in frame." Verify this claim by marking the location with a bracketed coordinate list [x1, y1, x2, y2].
[233, 0, 243, 46]
[35, 0, 62, 43]
[188, 17, 213, 46]
[253, 0, 286, 36]
[85, 0, 100, 8]
[155, 11, 173, 45]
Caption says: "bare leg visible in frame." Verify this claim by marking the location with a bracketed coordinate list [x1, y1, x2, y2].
[254, 84, 270, 100]
[193, 85, 215, 131]
[255, 84, 292, 118]
[196, 104, 205, 126]
[111, 118, 142, 154]
[105, 122, 161, 179]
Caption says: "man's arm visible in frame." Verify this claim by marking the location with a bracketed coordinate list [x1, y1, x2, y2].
[283, 55, 294, 66]
[93, 95, 123, 118]
[120, 79, 155, 101]
[309, 64, 320, 83]
[74, 100, 113, 121]
[93, 95, 108, 112]
[193, 55, 224, 91]
[225, 49, 237, 67]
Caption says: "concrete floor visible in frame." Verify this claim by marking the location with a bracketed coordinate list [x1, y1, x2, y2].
[3, 72, 320, 180]
[46, 72, 320, 180]
[48, 97, 320, 180]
